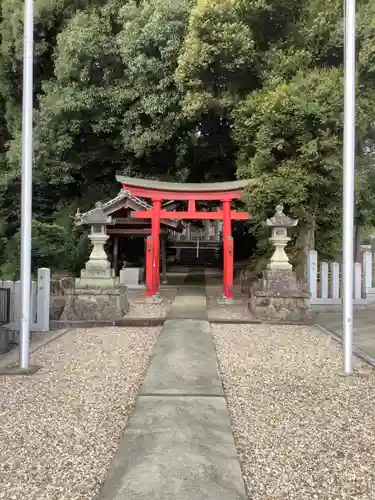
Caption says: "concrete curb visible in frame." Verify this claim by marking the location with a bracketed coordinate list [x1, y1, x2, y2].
[51, 318, 166, 329]
[315, 323, 375, 369]
[51, 318, 314, 328]
[209, 318, 261, 324]
[0, 329, 70, 369]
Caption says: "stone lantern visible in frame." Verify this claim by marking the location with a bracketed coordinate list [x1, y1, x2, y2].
[248, 204, 310, 322]
[60, 202, 129, 323]
[74, 202, 117, 287]
[266, 204, 298, 270]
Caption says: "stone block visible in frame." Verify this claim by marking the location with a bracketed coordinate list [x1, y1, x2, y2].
[120, 268, 144, 289]
[50, 296, 66, 320]
[75, 276, 119, 289]
[49, 278, 74, 320]
[249, 294, 311, 322]
[61, 286, 129, 321]
[249, 268, 311, 322]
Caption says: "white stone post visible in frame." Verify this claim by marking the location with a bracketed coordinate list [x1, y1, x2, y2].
[354, 262, 362, 299]
[307, 250, 318, 299]
[363, 251, 372, 293]
[320, 262, 328, 299]
[331, 262, 340, 299]
[36, 268, 51, 331]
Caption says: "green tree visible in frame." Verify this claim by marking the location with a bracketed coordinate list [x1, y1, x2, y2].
[176, 0, 375, 274]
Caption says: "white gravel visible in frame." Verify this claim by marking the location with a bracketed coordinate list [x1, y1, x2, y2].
[212, 323, 375, 500]
[0, 326, 161, 500]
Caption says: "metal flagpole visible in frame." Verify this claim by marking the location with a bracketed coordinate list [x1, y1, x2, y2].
[19, 0, 34, 370]
[342, 0, 356, 375]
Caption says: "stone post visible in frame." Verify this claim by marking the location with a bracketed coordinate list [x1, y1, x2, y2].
[203, 220, 210, 241]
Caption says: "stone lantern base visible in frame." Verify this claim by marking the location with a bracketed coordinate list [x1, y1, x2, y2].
[75, 268, 119, 289]
[61, 285, 129, 322]
[249, 269, 311, 322]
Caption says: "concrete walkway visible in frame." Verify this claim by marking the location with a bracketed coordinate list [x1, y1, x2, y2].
[315, 310, 375, 360]
[98, 274, 247, 500]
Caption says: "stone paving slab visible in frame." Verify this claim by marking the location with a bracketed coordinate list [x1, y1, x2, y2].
[141, 319, 224, 396]
[167, 287, 207, 319]
[98, 276, 246, 500]
[98, 396, 246, 500]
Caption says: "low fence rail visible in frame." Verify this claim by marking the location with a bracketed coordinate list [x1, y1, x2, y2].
[307, 250, 375, 310]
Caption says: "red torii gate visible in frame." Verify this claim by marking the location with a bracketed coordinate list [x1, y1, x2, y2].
[116, 176, 250, 299]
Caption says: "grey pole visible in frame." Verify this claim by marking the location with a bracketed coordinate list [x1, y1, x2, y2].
[342, 0, 356, 375]
[19, 0, 34, 370]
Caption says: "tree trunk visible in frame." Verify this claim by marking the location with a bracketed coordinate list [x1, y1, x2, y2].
[295, 218, 316, 282]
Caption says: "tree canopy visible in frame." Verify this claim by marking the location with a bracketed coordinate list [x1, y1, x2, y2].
[0, 0, 374, 276]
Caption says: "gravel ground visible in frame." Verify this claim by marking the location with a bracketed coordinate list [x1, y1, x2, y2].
[0, 326, 161, 500]
[212, 323, 375, 500]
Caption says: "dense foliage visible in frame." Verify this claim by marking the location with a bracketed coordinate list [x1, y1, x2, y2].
[0, 0, 375, 276]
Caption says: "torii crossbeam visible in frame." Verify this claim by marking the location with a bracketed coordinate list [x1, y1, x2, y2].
[116, 176, 250, 298]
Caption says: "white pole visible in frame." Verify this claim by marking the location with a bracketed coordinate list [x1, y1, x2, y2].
[342, 0, 356, 375]
[19, 0, 34, 370]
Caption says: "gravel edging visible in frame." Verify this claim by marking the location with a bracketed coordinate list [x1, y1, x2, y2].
[0, 326, 161, 500]
[315, 323, 375, 369]
[212, 323, 375, 500]
[0, 329, 69, 369]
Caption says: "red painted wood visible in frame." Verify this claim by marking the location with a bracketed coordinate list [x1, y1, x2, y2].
[226, 236, 234, 299]
[132, 210, 248, 221]
[124, 182, 248, 297]
[145, 236, 153, 296]
[107, 228, 151, 235]
[122, 185, 244, 201]
[188, 199, 195, 212]
[222, 200, 232, 297]
[151, 199, 161, 294]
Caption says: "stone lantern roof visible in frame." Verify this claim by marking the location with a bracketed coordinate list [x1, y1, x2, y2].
[74, 202, 114, 227]
[266, 204, 298, 228]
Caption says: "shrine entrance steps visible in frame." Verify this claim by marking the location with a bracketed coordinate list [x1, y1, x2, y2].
[98, 273, 247, 500]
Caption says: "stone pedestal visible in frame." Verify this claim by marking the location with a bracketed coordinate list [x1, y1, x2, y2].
[76, 231, 119, 288]
[76, 270, 119, 289]
[61, 286, 129, 321]
[120, 268, 144, 289]
[249, 269, 311, 322]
